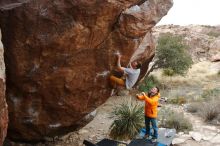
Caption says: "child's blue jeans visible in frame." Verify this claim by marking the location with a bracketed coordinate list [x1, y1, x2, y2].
[145, 116, 158, 139]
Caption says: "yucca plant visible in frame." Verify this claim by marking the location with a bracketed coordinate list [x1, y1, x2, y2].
[109, 100, 144, 140]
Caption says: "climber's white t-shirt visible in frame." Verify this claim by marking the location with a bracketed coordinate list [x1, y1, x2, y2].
[124, 68, 140, 89]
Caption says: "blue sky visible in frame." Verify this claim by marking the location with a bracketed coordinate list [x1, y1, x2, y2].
[158, 0, 220, 26]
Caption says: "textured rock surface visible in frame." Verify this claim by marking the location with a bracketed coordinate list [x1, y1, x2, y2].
[0, 30, 7, 146]
[0, 0, 172, 141]
[153, 25, 220, 62]
[0, 0, 30, 10]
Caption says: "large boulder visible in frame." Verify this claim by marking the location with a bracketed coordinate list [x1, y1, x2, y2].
[0, 0, 172, 141]
[0, 30, 7, 145]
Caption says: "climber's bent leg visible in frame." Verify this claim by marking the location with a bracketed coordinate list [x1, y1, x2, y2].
[110, 75, 125, 88]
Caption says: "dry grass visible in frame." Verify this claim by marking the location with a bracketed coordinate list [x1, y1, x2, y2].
[187, 102, 201, 113]
[152, 61, 219, 87]
[198, 101, 220, 122]
[207, 31, 220, 37]
[186, 88, 220, 124]
[168, 96, 187, 105]
[159, 107, 192, 132]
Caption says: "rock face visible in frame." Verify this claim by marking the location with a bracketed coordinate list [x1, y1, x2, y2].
[0, 0, 172, 141]
[0, 30, 7, 145]
[153, 25, 220, 62]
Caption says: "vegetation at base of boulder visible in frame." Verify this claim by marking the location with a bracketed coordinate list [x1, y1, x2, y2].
[159, 107, 192, 132]
[109, 101, 144, 140]
[162, 68, 175, 76]
[167, 96, 187, 105]
[138, 75, 160, 92]
[147, 33, 193, 76]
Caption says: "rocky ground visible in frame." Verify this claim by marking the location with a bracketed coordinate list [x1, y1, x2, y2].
[170, 105, 220, 146]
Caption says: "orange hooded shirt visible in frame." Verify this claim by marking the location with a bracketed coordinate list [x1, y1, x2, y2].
[137, 93, 160, 118]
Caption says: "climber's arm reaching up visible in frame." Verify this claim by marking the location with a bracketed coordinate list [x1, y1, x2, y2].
[116, 54, 125, 72]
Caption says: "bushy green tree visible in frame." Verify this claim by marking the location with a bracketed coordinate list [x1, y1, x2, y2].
[139, 75, 160, 92]
[147, 33, 193, 76]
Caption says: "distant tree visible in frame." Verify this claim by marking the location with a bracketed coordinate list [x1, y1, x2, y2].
[146, 33, 193, 77]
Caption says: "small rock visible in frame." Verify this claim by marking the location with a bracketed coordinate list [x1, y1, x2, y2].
[78, 129, 89, 134]
[178, 132, 184, 136]
[181, 134, 191, 139]
[189, 131, 202, 142]
[89, 135, 96, 138]
[79, 137, 84, 141]
[202, 131, 217, 141]
[202, 125, 217, 131]
[117, 89, 130, 96]
[172, 138, 187, 145]
[211, 134, 220, 144]
[88, 137, 93, 141]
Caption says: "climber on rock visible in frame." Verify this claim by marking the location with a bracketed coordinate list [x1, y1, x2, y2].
[110, 53, 142, 90]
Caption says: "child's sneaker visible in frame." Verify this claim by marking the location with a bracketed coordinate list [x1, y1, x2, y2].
[151, 138, 157, 143]
[144, 135, 151, 140]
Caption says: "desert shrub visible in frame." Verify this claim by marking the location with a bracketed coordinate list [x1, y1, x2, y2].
[167, 96, 187, 105]
[139, 75, 160, 92]
[186, 102, 201, 113]
[109, 101, 144, 140]
[198, 101, 220, 122]
[159, 107, 192, 132]
[218, 71, 220, 75]
[207, 31, 220, 37]
[201, 88, 220, 100]
[163, 68, 175, 76]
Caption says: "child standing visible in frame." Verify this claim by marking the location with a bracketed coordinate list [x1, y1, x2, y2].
[137, 87, 160, 142]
